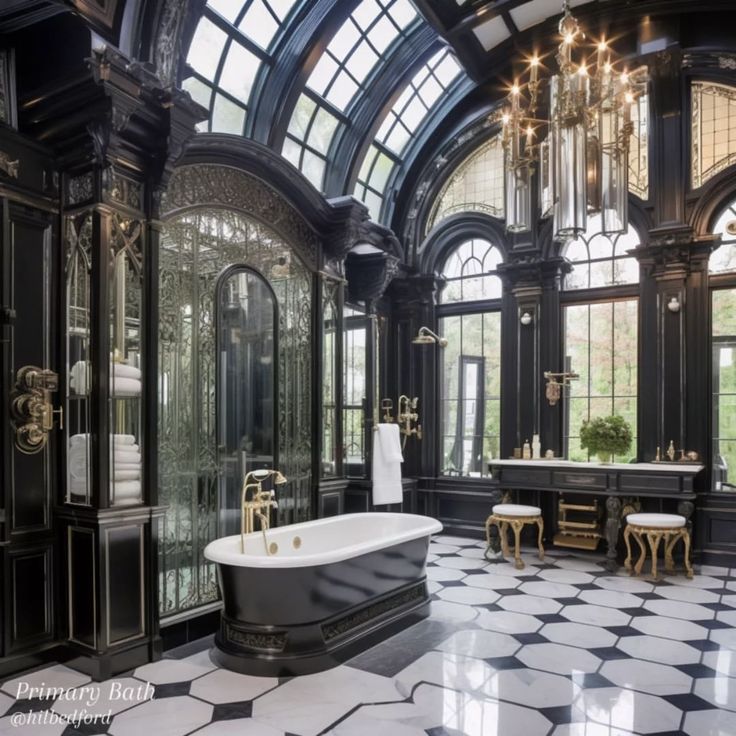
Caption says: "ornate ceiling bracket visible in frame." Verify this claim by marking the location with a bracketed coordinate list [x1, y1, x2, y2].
[632, 226, 719, 280]
[497, 256, 572, 292]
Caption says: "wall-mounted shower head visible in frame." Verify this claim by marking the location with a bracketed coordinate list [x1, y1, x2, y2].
[412, 326, 448, 348]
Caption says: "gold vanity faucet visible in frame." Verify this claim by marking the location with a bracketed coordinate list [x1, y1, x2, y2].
[240, 469, 287, 554]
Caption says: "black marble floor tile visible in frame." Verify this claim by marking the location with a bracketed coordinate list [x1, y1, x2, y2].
[621, 607, 657, 617]
[588, 646, 630, 660]
[604, 625, 641, 637]
[153, 681, 191, 698]
[676, 663, 719, 678]
[212, 700, 253, 720]
[61, 721, 110, 736]
[662, 693, 719, 712]
[568, 672, 615, 689]
[535, 613, 568, 624]
[687, 638, 723, 651]
[699, 619, 732, 630]
[483, 655, 525, 670]
[513, 632, 548, 645]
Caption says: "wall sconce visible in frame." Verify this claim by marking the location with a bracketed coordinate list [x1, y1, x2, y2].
[667, 296, 681, 313]
[520, 312, 533, 326]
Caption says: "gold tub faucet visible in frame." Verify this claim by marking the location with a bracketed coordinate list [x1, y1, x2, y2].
[240, 469, 287, 554]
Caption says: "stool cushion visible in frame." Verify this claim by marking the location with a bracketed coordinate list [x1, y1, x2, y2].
[493, 504, 542, 517]
[626, 513, 686, 528]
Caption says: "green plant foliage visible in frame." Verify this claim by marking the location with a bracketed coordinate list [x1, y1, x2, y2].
[579, 415, 633, 457]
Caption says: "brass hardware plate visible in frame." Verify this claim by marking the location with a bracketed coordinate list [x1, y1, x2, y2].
[10, 365, 61, 454]
[292, 536, 301, 549]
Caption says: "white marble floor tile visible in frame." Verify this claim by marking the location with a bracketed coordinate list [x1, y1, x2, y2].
[717, 609, 736, 627]
[0, 714, 67, 736]
[434, 556, 488, 571]
[393, 651, 494, 699]
[552, 724, 635, 736]
[668, 574, 725, 589]
[485, 561, 541, 577]
[461, 573, 522, 590]
[427, 580, 443, 595]
[653, 584, 721, 604]
[426, 553, 440, 563]
[252, 665, 401, 736]
[437, 585, 500, 606]
[189, 668, 278, 703]
[2, 664, 91, 700]
[428, 544, 461, 555]
[519, 581, 580, 599]
[0, 694, 12, 717]
[426, 566, 467, 582]
[642, 599, 715, 621]
[485, 668, 581, 708]
[683, 707, 736, 735]
[698, 564, 730, 576]
[457, 547, 489, 559]
[52, 677, 152, 718]
[429, 600, 479, 623]
[600, 658, 692, 695]
[134, 656, 216, 685]
[498, 594, 563, 615]
[593, 576, 654, 594]
[703, 650, 736, 677]
[710, 627, 736, 650]
[629, 615, 708, 641]
[195, 719, 286, 736]
[432, 535, 479, 547]
[550, 557, 606, 573]
[721, 594, 736, 609]
[693, 676, 736, 712]
[540, 621, 618, 649]
[517, 642, 601, 675]
[436, 629, 521, 659]
[578, 589, 643, 609]
[539, 569, 595, 585]
[108, 695, 213, 736]
[616, 635, 701, 665]
[475, 608, 542, 634]
[560, 604, 632, 627]
[574, 687, 683, 734]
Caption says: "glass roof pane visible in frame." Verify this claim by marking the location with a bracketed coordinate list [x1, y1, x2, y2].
[390, 0, 416, 27]
[384, 122, 411, 154]
[368, 152, 394, 190]
[363, 190, 383, 220]
[302, 150, 326, 189]
[218, 42, 260, 102]
[282, 137, 302, 168]
[418, 75, 443, 107]
[183, 77, 212, 109]
[434, 55, 462, 86]
[307, 108, 340, 154]
[345, 41, 379, 83]
[368, 16, 399, 55]
[352, 0, 381, 29]
[400, 97, 427, 130]
[326, 71, 359, 110]
[358, 146, 379, 181]
[212, 94, 246, 134]
[240, 0, 279, 49]
[330, 21, 361, 59]
[268, 0, 297, 21]
[308, 55, 340, 96]
[187, 17, 228, 81]
[288, 94, 316, 138]
[207, 0, 241, 23]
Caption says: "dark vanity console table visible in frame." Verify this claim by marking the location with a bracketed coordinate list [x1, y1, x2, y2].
[487, 460, 705, 571]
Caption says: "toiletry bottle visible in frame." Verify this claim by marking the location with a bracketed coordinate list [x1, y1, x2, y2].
[667, 440, 675, 461]
[522, 440, 531, 460]
[532, 434, 541, 460]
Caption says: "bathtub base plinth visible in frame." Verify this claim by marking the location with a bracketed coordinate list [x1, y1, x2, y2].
[211, 580, 430, 677]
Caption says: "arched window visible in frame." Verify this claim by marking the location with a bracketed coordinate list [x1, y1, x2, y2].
[692, 80, 736, 189]
[426, 135, 505, 234]
[437, 238, 502, 477]
[562, 218, 640, 462]
[710, 195, 736, 490]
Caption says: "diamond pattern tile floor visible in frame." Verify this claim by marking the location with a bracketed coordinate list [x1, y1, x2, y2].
[1, 535, 736, 735]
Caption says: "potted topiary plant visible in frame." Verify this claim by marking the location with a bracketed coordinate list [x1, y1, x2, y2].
[579, 415, 633, 464]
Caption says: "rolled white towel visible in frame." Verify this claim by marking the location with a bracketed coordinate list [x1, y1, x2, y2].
[112, 363, 142, 380]
[69, 455, 89, 479]
[113, 469, 140, 481]
[113, 449, 141, 463]
[111, 376, 141, 397]
[70, 434, 136, 446]
[112, 480, 141, 501]
[70, 361, 89, 395]
[114, 462, 142, 471]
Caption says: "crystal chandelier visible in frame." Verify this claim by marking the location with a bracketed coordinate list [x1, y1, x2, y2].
[498, 0, 646, 238]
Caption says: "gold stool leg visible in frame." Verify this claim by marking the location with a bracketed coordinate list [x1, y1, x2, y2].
[500, 520, 510, 557]
[624, 525, 633, 572]
[633, 531, 647, 576]
[511, 520, 524, 569]
[664, 532, 678, 572]
[647, 531, 662, 581]
[536, 517, 545, 561]
[681, 529, 694, 579]
[485, 515, 494, 547]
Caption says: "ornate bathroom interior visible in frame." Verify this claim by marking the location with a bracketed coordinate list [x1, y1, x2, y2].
[1, 0, 736, 734]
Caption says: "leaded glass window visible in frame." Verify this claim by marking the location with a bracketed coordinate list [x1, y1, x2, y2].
[184, 0, 298, 134]
[563, 300, 638, 462]
[438, 239, 502, 476]
[712, 288, 736, 491]
[283, 0, 417, 190]
[563, 215, 640, 290]
[691, 80, 736, 189]
[628, 87, 649, 200]
[354, 49, 464, 221]
[427, 135, 505, 234]
[710, 198, 736, 273]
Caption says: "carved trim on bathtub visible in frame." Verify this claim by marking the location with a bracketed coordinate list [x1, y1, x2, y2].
[225, 624, 287, 652]
[321, 583, 425, 642]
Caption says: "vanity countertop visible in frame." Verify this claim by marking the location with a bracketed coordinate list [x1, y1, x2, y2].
[488, 459, 705, 474]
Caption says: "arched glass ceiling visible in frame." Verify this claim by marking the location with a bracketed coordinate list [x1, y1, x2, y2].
[184, 0, 299, 134]
[354, 48, 463, 220]
[282, 0, 419, 191]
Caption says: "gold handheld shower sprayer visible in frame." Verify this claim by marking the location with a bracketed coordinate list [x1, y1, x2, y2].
[412, 326, 447, 347]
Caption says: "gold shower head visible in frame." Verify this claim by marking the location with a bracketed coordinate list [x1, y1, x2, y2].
[412, 326, 448, 348]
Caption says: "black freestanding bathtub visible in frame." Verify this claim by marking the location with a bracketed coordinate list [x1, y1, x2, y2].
[203, 512, 442, 676]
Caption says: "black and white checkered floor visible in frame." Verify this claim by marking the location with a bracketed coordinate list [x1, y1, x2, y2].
[2, 534, 736, 735]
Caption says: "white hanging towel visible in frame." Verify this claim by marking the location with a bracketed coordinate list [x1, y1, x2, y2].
[372, 423, 404, 505]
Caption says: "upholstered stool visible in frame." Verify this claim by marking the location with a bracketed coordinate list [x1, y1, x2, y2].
[485, 504, 544, 569]
[624, 513, 693, 580]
